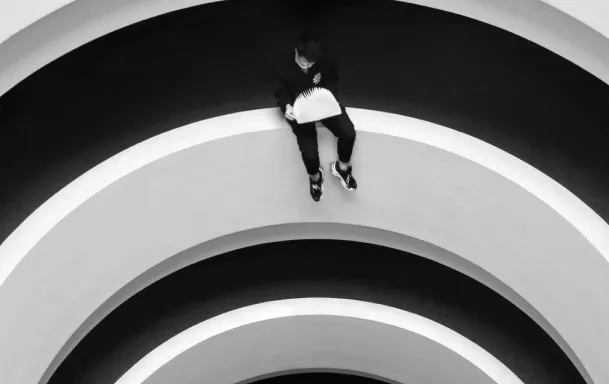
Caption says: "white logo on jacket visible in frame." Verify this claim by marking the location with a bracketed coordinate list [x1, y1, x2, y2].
[313, 73, 321, 84]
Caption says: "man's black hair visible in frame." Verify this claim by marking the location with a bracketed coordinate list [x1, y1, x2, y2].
[296, 33, 323, 63]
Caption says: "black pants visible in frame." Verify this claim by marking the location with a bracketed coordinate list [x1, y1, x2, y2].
[287, 105, 356, 176]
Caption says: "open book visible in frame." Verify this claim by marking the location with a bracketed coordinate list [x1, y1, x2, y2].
[293, 87, 342, 124]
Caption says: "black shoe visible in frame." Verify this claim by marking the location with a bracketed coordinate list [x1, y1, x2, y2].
[331, 161, 357, 191]
[309, 167, 324, 202]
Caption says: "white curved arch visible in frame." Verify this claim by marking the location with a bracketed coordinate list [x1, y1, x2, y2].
[0, 0, 609, 103]
[0, 0, 71, 45]
[114, 298, 523, 384]
[1, 108, 608, 287]
[0, 108, 607, 384]
[539, 0, 609, 40]
[2, 0, 608, 46]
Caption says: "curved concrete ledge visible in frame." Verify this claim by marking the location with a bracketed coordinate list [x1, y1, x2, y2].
[2, 0, 608, 46]
[115, 298, 522, 384]
[0, 0, 71, 45]
[0, 0, 609, 102]
[42, 223, 554, 384]
[0, 108, 607, 384]
[539, 0, 609, 40]
[237, 369, 403, 384]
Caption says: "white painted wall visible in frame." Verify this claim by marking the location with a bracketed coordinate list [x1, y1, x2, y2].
[117, 299, 521, 384]
[540, 0, 609, 40]
[0, 0, 608, 103]
[0, 0, 72, 44]
[0, 108, 607, 384]
[41, 222, 553, 384]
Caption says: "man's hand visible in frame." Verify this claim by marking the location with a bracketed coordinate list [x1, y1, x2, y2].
[285, 104, 296, 121]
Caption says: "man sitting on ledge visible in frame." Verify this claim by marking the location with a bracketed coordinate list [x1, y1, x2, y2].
[274, 33, 358, 202]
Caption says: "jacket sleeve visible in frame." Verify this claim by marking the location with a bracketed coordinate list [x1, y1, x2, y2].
[273, 69, 294, 113]
[323, 60, 340, 100]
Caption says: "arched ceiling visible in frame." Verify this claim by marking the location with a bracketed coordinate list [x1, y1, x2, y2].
[0, 0, 608, 253]
[0, 0, 609, 99]
[1, 0, 608, 45]
[119, 299, 521, 384]
[46, 239, 583, 384]
[0, 1, 608, 384]
[538, 0, 609, 40]
[1, 110, 606, 384]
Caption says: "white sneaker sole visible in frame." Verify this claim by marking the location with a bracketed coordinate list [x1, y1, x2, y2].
[331, 162, 356, 191]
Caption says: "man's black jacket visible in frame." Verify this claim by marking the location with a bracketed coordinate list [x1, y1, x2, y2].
[273, 54, 340, 113]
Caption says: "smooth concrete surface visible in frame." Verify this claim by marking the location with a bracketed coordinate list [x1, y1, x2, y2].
[45, 227, 583, 384]
[1, 0, 609, 103]
[2, 0, 608, 257]
[0, 108, 607, 384]
[0, 0, 605, 44]
[116, 299, 520, 384]
[0, 0, 72, 44]
[242, 371, 396, 384]
[539, 0, 609, 39]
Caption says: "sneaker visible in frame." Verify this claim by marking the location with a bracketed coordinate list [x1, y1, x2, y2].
[309, 167, 325, 202]
[331, 161, 357, 191]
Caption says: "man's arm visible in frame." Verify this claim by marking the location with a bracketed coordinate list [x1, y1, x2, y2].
[273, 70, 294, 113]
[323, 60, 339, 100]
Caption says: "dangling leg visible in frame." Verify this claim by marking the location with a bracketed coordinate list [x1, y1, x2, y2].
[289, 121, 320, 177]
[288, 119, 325, 201]
[321, 105, 358, 191]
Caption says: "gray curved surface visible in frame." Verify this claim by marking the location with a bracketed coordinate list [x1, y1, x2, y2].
[0, 3, 604, 384]
[118, 300, 518, 384]
[236, 370, 400, 384]
[45, 224, 561, 384]
[0, 0, 609, 104]
[2, 0, 609, 254]
[0, 109, 606, 384]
